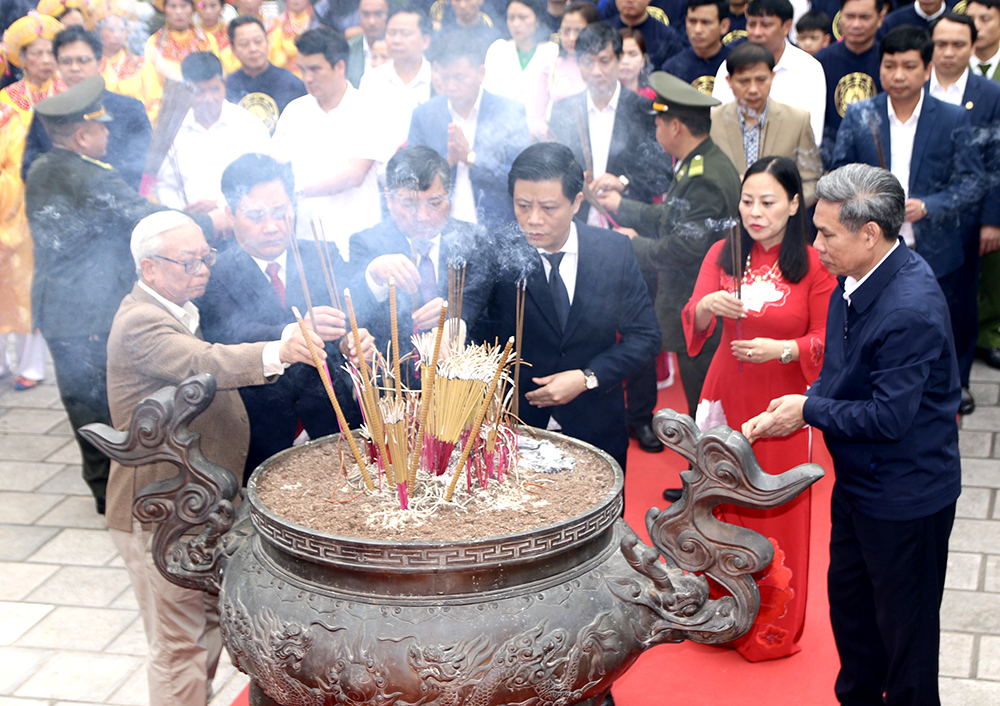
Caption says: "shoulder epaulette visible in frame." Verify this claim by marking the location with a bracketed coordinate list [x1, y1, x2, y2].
[80, 155, 113, 170]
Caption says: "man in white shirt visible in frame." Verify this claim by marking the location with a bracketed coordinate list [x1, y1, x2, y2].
[155, 52, 270, 234]
[360, 5, 433, 165]
[711, 0, 826, 144]
[968, 0, 1000, 80]
[271, 27, 382, 258]
[104, 210, 320, 706]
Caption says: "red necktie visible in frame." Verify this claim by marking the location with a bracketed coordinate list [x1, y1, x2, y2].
[266, 262, 286, 310]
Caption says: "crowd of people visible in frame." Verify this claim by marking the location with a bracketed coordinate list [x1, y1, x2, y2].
[0, 0, 995, 705]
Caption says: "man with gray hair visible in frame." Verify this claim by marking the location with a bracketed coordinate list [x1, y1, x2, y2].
[744, 163, 961, 706]
[105, 210, 321, 706]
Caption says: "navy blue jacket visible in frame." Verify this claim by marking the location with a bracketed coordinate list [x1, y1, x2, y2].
[831, 92, 985, 277]
[608, 14, 684, 68]
[474, 224, 662, 470]
[879, 2, 959, 40]
[225, 63, 307, 116]
[407, 90, 530, 229]
[924, 72, 1000, 231]
[803, 241, 961, 521]
[22, 89, 151, 190]
[815, 40, 882, 168]
[661, 44, 731, 90]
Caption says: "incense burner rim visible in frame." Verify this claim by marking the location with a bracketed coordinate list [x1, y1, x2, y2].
[245, 429, 625, 571]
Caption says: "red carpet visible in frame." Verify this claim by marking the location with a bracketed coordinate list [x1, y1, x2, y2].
[230, 377, 838, 706]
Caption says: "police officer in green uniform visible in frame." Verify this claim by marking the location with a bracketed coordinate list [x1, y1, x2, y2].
[25, 76, 214, 514]
[593, 71, 742, 432]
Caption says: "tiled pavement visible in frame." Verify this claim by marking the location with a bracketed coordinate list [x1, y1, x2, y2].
[1, 359, 999, 705]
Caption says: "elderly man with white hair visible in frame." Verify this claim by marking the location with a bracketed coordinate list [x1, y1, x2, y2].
[104, 210, 322, 706]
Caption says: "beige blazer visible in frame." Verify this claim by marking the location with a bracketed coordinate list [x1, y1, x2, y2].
[710, 99, 822, 207]
[105, 283, 271, 531]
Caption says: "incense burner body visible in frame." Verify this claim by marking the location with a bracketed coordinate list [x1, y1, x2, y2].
[80, 374, 823, 706]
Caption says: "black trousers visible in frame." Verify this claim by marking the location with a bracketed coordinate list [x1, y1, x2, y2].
[828, 484, 955, 706]
[676, 324, 721, 418]
[938, 241, 980, 388]
[625, 268, 659, 429]
[46, 334, 112, 499]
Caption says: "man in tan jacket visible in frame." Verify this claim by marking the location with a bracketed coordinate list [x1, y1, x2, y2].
[105, 210, 323, 706]
[709, 41, 821, 206]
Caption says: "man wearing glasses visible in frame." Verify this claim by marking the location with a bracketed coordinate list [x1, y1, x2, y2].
[22, 24, 151, 190]
[105, 209, 322, 706]
[25, 76, 215, 515]
[196, 153, 374, 482]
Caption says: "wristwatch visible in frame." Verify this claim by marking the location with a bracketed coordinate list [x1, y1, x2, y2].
[582, 368, 599, 390]
[618, 174, 630, 190]
[779, 341, 793, 365]
[467, 150, 476, 167]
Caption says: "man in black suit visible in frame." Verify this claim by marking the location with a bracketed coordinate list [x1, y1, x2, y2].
[349, 145, 492, 365]
[549, 22, 672, 453]
[22, 25, 151, 191]
[197, 153, 372, 481]
[476, 142, 661, 472]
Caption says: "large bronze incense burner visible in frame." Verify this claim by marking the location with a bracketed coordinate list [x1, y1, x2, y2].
[82, 374, 822, 706]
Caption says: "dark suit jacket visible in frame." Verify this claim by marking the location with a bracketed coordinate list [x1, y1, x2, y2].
[802, 241, 961, 521]
[923, 73, 1000, 231]
[831, 92, 985, 278]
[196, 242, 367, 476]
[348, 217, 492, 352]
[407, 90, 530, 228]
[22, 90, 151, 190]
[548, 86, 673, 221]
[475, 224, 661, 470]
[25, 149, 213, 339]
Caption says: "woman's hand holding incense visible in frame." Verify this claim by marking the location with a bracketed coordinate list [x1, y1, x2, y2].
[526, 370, 588, 407]
[280, 326, 325, 366]
[693, 290, 745, 332]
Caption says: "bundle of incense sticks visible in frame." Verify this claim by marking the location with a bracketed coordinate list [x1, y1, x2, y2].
[511, 280, 526, 418]
[405, 302, 449, 490]
[389, 278, 403, 400]
[730, 222, 744, 373]
[344, 289, 391, 479]
[379, 397, 408, 499]
[447, 262, 467, 352]
[444, 337, 516, 502]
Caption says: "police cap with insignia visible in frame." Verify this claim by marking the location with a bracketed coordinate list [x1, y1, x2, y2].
[647, 71, 720, 120]
[34, 75, 113, 125]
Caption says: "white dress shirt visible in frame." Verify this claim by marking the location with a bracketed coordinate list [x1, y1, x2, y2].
[448, 88, 484, 224]
[929, 67, 969, 106]
[586, 83, 620, 228]
[137, 280, 287, 376]
[536, 222, 579, 430]
[712, 40, 826, 145]
[360, 57, 433, 163]
[971, 46, 1000, 78]
[270, 87, 382, 259]
[887, 89, 924, 247]
[155, 101, 271, 209]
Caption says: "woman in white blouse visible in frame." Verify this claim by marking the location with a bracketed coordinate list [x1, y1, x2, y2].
[483, 0, 558, 139]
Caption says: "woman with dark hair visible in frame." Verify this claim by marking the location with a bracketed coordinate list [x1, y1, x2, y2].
[618, 27, 654, 100]
[483, 0, 558, 138]
[681, 155, 835, 662]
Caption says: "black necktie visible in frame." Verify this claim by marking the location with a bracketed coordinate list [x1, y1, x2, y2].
[544, 252, 570, 331]
[980, 62, 992, 77]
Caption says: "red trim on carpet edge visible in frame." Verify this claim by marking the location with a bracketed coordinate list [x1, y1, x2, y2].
[229, 382, 838, 706]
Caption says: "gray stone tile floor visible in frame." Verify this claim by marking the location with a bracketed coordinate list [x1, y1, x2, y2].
[0, 361, 248, 706]
[0, 358, 998, 704]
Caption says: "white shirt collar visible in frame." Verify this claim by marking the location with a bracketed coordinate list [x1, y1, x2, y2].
[914, 1, 946, 20]
[972, 45, 1000, 74]
[536, 221, 579, 257]
[138, 280, 201, 333]
[842, 239, 901, 302]
[181, 101, 240, 131]
[586, 81, 621, 113]
[887, 88, 925, 126]
[929, 67, 969, 104]
[448, 86, 484, 122]
[388, 57, 432, 88]
[250, 250, 288, 281]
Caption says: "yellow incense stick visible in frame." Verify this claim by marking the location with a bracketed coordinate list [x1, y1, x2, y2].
[291, 306, 373, 490]
[406, 302, 449, 487]
[444, 337, 514, 502]
[389, 278, 402, 401]
[344, 289, 391, 484]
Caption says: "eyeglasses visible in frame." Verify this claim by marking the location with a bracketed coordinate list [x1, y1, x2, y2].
[153, 248, 217, 274]
[238, 206, 293, 224]
[57, 55, 96, 67]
